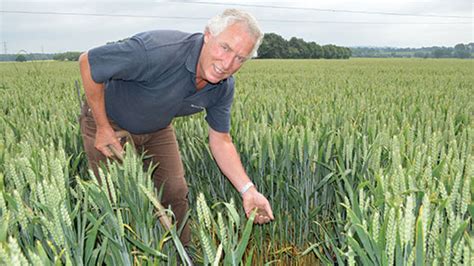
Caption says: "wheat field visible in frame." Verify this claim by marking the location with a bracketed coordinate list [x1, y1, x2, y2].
[0, 58, 472, 265]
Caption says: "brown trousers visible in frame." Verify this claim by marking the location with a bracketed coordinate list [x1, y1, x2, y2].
[79, 103, 190, 245]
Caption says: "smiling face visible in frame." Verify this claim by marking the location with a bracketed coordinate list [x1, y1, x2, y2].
[196, 22, 256, 85]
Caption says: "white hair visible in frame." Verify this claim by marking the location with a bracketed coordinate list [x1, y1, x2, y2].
[205, 9, 263, 58]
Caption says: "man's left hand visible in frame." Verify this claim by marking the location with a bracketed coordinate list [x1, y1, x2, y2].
[242, 188, 274, 224]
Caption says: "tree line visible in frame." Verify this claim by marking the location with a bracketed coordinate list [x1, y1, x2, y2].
[351, 43, 473, 58]
[52, 51, 82, 61]
[1, 52, 81, 62]
[6, 36, 471, 62]
[257, 33, 351, 59]
[0, 53, 54, 62]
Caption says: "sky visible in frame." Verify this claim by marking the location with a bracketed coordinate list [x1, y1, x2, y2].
[1, 0, 472, 53]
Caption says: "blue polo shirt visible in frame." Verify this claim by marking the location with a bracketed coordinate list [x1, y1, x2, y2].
[88, 30, 235, 134]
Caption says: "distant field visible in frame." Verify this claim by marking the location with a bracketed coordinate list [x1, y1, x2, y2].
[0, 59, 472, 265]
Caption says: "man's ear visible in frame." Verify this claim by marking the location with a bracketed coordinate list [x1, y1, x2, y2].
[204, 30, 211, 43]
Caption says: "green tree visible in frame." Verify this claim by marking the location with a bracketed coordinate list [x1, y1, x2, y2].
[467, 43, 474, 53]
[454, 43, 470, 58]
[288, 37, 309, 58]
[431, 48, 452, 58]
[414, 51, 427, 58]
[257, 32, 350, 59]
[257, 33, 289, 58]
[344, 47, 352, 59]
[53, 51, 82, 61]
[15, 54, 27, 62]
[322, 45, 337, 59]
[307, 42, 323, 58]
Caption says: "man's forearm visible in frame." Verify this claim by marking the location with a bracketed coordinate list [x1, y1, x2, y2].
[209, 129, 257, 194]
[209, 128, 274, 224]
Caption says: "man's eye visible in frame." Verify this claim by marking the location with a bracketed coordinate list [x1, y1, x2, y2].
[221, 45, 229, 51]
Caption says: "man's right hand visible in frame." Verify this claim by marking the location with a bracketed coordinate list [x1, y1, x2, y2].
[95, 126, 123, 158]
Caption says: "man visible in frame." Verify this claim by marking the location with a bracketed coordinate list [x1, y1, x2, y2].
[79, 9, 274, 246]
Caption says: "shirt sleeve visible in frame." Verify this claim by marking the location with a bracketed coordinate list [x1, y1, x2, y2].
[87, 36, 148, 83]
[205, 78, 235, 133]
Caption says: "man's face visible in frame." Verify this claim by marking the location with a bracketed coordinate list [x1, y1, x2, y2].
[198, 23, 256, 84]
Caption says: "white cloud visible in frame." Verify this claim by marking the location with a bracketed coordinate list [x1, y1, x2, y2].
[1, 0, 472, 53]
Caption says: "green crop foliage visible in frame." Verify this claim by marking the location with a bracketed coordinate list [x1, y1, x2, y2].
[0, 58, 472, 265]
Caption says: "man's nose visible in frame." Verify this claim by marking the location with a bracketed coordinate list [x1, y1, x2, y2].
[222, 53, 234, 70]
